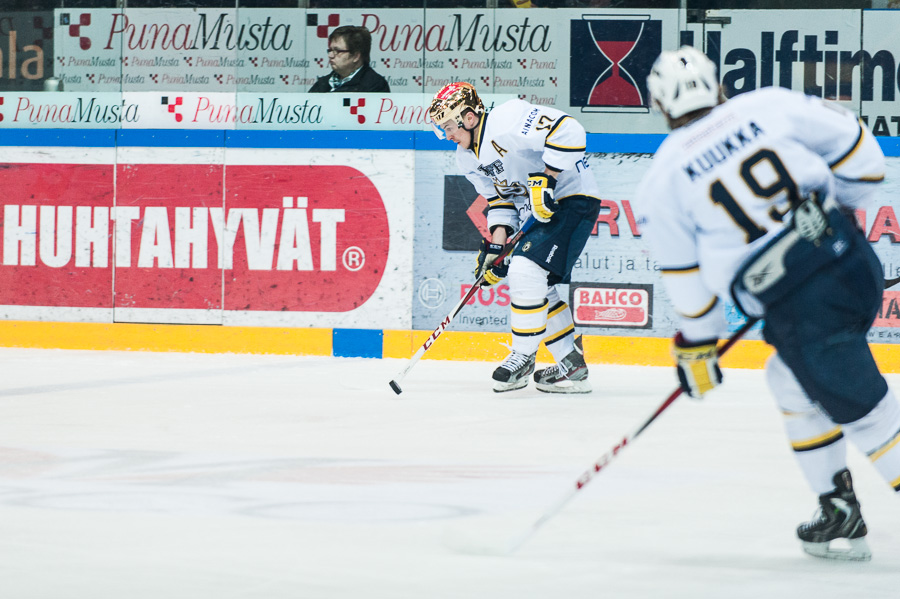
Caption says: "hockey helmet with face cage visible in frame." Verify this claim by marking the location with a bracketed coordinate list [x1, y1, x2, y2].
[428, 81, 484, 139]
[647, 46, 719, 120]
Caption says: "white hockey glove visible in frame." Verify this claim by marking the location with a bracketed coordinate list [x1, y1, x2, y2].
[526, 172, 559, 223]
[475, 238, 509, 287]
[672, 331, 722, 399]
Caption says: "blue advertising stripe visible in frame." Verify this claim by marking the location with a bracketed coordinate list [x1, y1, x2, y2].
[414, 130, 456, 150]
[0, 129, 115, 147]
[117, 129, 225, 147]
[227, 130, 415, 149]
[414, 132, 669, 152]
[878, 137, 900, 156]
[0, 128, 899, 156]
[333, 328, 383, 359]
[586, 134, 900, 156]
[587, 133, 668, 154]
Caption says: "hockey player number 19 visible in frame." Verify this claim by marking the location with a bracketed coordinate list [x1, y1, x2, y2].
[709, 149, 799, 244]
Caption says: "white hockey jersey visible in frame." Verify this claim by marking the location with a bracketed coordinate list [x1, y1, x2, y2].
[634, 87, 885, 341]
[456, 99, 601, 233]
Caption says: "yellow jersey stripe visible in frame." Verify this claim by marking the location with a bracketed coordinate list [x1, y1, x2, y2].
[544, 324, 575, 346]
[512, 325, 547, 335]
[661, 264, 700, 274]
[868, 428, 900, 462]
[488, 198, 515, 208]
[471, 114, 487, 160]
[546, 115, 569, 138]
[677, 296, 719, 320]
[548, 302, 569, 319]
[829, 121, 865, 171]
[792, 427, 844, 452]
[858, 173, 886, 182]
[545, 142, 587, 152]
[512, 302, 549, 315]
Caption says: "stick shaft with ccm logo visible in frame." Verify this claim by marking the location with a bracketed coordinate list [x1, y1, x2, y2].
[389, 217, 536, 395]
[498, 317, 760, 553]
[499, 272, 900, 553]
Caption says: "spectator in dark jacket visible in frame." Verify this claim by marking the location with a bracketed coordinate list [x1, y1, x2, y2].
[308, 26, 390, 93]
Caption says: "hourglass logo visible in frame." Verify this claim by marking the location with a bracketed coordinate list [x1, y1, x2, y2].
[570, 15, 661, 113]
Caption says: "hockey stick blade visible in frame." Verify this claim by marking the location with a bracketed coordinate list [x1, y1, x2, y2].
[387, 217, 536, 394]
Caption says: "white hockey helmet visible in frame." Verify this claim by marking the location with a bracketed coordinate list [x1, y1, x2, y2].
[428, 81, 484, 139]
[647, 46, 719, 120]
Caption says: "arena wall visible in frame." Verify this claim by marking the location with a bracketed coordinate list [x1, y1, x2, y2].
[2, 7, 900, 370]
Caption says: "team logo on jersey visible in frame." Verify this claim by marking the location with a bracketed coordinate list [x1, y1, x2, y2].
[478, 160, 504, 178]
[493, 180, 526, 200]
[569, 15, 661, 113]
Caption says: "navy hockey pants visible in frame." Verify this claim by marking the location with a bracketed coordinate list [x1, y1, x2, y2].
[513, 195, 601, 285]
[762, 230, 888, 424]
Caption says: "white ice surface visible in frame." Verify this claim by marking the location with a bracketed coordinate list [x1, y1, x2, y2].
[0, 348, 897, 599]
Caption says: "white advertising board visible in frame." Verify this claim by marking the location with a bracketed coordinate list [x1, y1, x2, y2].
[0, 92, 516, 130]
[860, 9, 900, 137]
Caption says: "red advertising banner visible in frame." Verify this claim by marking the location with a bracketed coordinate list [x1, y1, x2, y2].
[225, 164, 389, 312]
[0, 163, 114, 307]
[874, 291, 900, 329]
[115, 162, 224, 312]
[0, 162, 390, 314]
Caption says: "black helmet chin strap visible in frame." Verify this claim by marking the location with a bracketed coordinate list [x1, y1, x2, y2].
[461, 111, 482, 133]
[463, 113, 484, 151]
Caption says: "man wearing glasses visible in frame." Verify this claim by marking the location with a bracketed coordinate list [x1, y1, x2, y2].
[309, 26, 390, 93]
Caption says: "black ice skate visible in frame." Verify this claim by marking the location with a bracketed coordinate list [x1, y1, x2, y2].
[533, 336, 591, 394]
[797, 468, 871, 561]
[492, 350, 536, 392]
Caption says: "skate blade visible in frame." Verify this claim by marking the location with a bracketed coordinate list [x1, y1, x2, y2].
[493, 379, 529, 393]
[802, 537, 872, 561]
[535, 379, 592, 394]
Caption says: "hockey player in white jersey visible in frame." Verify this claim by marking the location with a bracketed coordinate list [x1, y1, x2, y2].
[428, 82, 602, 393]
[635, 46, 900, 561]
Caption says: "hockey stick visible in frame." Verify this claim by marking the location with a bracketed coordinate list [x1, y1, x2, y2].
[488, 272, 900, 552]
[499, 317, 760, 553]
[389, 217, 537, 395]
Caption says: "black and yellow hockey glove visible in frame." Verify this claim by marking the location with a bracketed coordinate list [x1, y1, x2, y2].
[474, 238, 509, 287]
[526, 172, 559, 223]
[672, 331, 722, 398]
